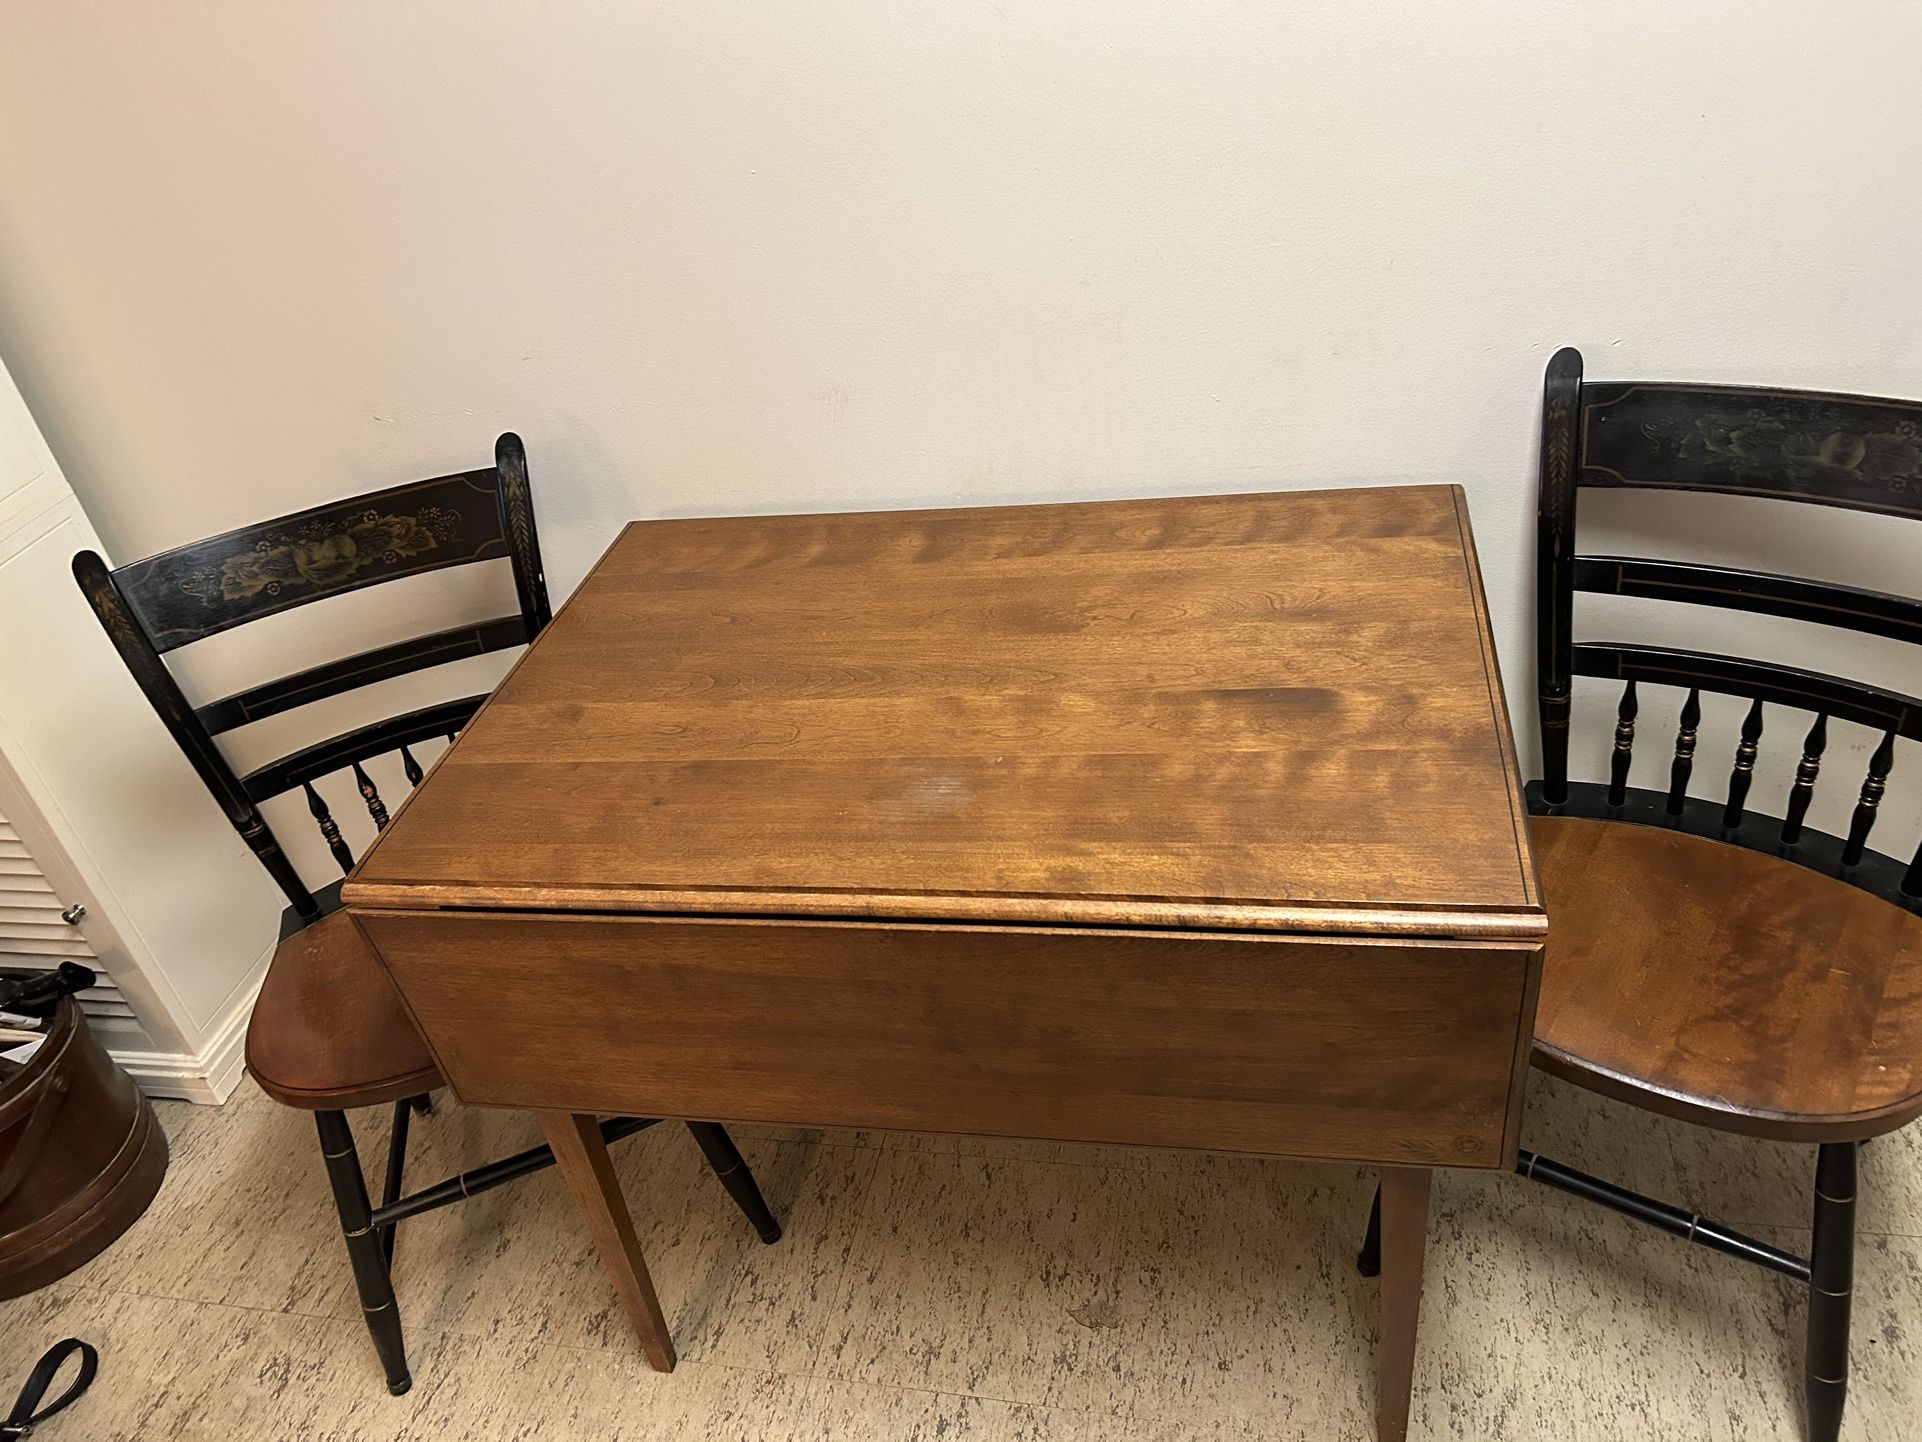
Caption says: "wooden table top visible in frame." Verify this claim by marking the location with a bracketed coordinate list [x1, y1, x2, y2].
[346, 484, 1540, 940]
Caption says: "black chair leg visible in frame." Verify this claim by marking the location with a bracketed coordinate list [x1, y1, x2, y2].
[409, 1092, 434, 1117]
[1357, 1183, 1382, 1277]
[685, 1122, 782, 1244]
[1806, 1141, 1856, 1442]
[378, 1098, 413, 1268]
[315, 1110, 412, 1396]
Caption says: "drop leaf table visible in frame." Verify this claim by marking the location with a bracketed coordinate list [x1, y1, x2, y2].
[345, 484, 1545, 1441]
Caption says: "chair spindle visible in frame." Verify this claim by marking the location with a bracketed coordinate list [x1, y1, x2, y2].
[1666, 688, 1701, 817]
[1607, 681, 1637, 807]
[400, 744, 425, 787]
[1779, 714, 1828, 846]
[304, 781, 356, 874]
[1842, 731, 1897, 867]
[353, 762, 390, 830]
[1722, 699, 1766, 830]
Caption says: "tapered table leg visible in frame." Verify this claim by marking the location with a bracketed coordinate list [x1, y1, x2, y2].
[1376, 1166, 1432, 1442]
[536, 1110, 676, 1372]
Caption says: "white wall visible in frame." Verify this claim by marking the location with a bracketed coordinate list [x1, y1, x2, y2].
[0, 349, 280, 1100]
[1, 3, 1920, 861]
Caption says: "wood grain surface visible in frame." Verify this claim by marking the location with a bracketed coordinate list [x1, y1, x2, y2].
[346, 485, 1540, 939]
[1530, 815, 1922, 1141]
[1374, 1167, 1433, 1442]
[536, 1110, 675, 1372]
[358, 910, 1540, 1169]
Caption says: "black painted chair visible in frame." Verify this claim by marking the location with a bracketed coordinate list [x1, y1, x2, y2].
[1362, 352, 1922, 1440]
[72, 435, 782, 1395]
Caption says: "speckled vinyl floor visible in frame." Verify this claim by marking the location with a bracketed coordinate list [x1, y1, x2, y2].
[4, 1072, 1918, 1440]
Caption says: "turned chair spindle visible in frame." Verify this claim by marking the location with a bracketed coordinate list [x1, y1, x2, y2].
[1780, 714, 1828, 846]
[1665, 688, 1701, 817]
[1606, 681, 1637, 807]
[304, 781, 355, 874]
[1721, 698, 1765, 831]
[353, 761, 390, 830]
[1841, 732, 1897, 868]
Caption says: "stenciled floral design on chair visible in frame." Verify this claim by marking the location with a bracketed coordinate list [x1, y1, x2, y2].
[181, 507, 461, 604]
[1639, 411, 1922, 494]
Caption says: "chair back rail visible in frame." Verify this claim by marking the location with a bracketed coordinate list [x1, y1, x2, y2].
[195, 616, 528, 735]
[240, 697, 487, 802]
[1572, 557, 1922, 646]
[72, 434, 548, 919]
[1535, 349, 1922, 909]
[1570, 645, 1922, 740]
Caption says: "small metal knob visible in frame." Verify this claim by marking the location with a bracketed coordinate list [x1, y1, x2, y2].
[60, 903, 87, 925]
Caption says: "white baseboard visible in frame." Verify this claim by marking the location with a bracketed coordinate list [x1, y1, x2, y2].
[110, 954, 266, 1105]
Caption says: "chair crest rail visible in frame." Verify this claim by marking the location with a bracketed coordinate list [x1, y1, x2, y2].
[112, 471, 512, 652]
[1576, 380, 1922, 516]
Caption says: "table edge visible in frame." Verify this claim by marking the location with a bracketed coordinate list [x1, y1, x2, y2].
[341, 879, 1546, 941]
[1449, 484, 1543, 909]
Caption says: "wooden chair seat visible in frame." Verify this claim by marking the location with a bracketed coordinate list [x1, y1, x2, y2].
[244, 910, 442, 1110]
[1530, 814, 1922, 1143]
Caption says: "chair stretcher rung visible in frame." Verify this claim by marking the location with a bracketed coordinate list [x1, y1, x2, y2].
[1517, 1149, 1812, 1284]
[369, 1114, 659, 1231]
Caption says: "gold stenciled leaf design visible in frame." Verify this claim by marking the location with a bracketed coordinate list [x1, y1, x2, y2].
[181, 506, 458, 604]
[1542, 392, 1574, 551]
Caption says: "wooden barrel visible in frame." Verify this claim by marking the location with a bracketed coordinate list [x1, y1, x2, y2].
[0, 985, 168, 1297]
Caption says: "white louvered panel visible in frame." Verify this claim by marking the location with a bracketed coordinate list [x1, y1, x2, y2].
[71, 973, 138, 1025]
[0, 903, 67, 927]
[1, 934, 94, 958]
[0, 802, 118, 1025]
